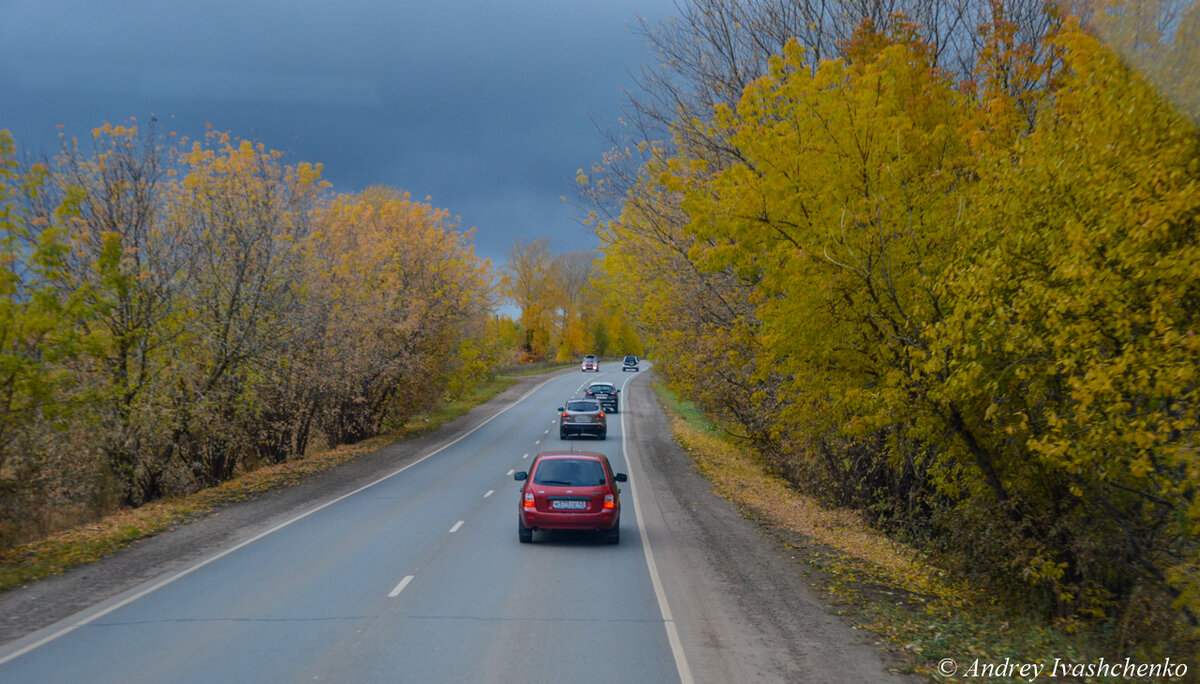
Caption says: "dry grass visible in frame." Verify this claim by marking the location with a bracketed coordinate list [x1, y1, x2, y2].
[658, 384, 955, 598]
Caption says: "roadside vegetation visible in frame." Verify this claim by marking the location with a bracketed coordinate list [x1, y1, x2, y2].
[586, 0, 1200, 662]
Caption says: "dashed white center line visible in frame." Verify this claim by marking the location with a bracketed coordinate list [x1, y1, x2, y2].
[523, 453, 530, 458]
[484, 490, 494, 498]
[507, 469, 515, 476]
[388, 575, 415, 598]
[535, 440, 541, 445]
[449, 520, 464, 533]
[543, 429, 549, 434]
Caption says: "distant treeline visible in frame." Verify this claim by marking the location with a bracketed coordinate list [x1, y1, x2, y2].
[587, 0, 1200, 642]
[0, 124, 505, 547]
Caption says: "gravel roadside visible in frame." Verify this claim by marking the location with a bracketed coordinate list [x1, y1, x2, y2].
[623, 370, 913, 683]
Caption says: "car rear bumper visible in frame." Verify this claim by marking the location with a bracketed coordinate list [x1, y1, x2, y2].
[520, 509, 619, 531]
[561, 423, 605, 436]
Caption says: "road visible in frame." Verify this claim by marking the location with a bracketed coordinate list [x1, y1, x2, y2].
[0, 364, 905, 683]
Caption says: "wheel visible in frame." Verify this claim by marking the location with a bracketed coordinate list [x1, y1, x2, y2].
[604, 524, 620, 544]
[519, 519, 533, 543]
[612, 405, 619, 414]
[560, 429, 567, 439]
[599, 430, 607, 440]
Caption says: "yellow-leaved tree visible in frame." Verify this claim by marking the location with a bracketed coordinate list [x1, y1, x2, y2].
[927, 25, 1200, 620]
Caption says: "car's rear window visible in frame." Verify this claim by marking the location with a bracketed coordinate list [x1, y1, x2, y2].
[534, 459, 607, 486]
[624, 356, 637, 362]
[567, 400, 599, 412]
[590, 385, 615, 393]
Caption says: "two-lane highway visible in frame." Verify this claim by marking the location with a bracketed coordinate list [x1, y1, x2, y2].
[0, 365, 684, 683]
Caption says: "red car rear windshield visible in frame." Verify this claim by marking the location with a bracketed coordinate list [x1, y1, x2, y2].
[534, 459, 607, 486]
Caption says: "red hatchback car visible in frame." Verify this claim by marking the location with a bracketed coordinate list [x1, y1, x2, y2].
[514, 451, 627, 544]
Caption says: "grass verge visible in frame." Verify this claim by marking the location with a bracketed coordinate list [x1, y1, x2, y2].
[0, 374, 520, 593]
[652, 381, 1189, 682]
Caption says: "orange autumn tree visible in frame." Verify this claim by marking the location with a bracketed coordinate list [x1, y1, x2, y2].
[308, 187, 495, 445]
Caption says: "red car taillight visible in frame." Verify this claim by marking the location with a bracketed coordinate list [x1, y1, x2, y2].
[524, 491, 535, 508]
[598, 412, 605, 418]
[603, 493, 615, 509]
[561, 412, 569, 419]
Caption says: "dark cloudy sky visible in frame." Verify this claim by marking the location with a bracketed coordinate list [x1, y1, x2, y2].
[0, 0, 675, 265]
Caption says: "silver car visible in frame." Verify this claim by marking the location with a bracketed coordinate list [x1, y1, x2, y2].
[558, 398, 607, 440]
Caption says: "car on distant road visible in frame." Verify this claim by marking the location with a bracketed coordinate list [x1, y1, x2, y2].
[622, 355, 639, 372]
[581, 354, 599, 372]
[514, 451, 627, 543]
[558, 398, 606, 439]
[585, 381, 619, 413]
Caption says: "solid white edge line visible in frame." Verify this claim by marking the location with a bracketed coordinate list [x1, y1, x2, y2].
[449, 521, 464, 533]
[621, 366, 693, 684]
[0, 370, 568, 667]
[388, 575, 415, 598]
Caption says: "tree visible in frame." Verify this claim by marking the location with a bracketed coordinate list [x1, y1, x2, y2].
[505, 238, 558, 360]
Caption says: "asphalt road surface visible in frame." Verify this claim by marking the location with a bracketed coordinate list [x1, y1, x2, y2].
[0, 364, 907, 683]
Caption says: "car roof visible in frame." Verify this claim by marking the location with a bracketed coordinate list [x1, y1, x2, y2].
[588, 381, 615, 387]
[534, 450, 608, 463]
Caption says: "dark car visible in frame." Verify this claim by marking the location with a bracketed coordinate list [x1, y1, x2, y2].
[559, 398, 607, 439]
[581, 354, 599, 372]
[622, 355, 639, 372]
[514, 451, 627, 543]
[585, 381, 619, 413]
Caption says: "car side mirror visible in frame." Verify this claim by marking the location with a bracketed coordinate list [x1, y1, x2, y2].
[615, 473, 627, 482]
[514, 471, 527, 481]
[556, 407, 564, 412]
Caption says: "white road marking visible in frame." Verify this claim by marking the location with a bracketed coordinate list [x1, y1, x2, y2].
[449, 520, 464, 533]
[523, 453, 529, 459]
[621, 368, 694, 684]
[507, 469, 515, 476]
[388, 575, 415, 598]
[535, 440, 541, 445]
[543, 429, 549, 435]
[484, 489, 494, 498]
[0, 371, 568, 667]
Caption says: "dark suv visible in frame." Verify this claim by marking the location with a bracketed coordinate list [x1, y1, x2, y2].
[585, 382, 619, 413]
[558, 398, 606, 439]
[622, 355, 639, 372]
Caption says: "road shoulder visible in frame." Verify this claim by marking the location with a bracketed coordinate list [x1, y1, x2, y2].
[623, 370, 913, 683]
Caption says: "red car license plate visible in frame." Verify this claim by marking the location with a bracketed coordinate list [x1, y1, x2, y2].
[552, 500, 587, 510]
